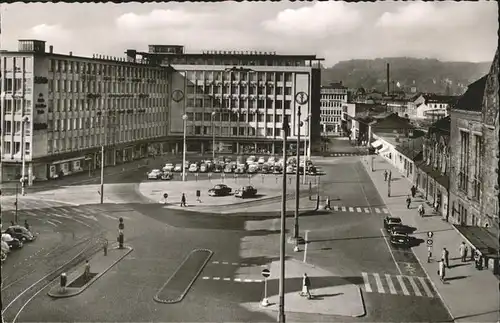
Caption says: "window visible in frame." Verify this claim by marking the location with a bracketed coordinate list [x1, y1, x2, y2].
[472, 134, 482, 200]
[194, 126, 201, 135]
[195, 113, 202, 121]
[232, 127, 237, 136]
[458, 131, 469, 192]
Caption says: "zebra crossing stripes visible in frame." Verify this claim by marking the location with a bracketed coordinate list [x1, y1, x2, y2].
[201, 276, 263, 283]
[361, 272, 436, 298]
[328, 206, 389, 214]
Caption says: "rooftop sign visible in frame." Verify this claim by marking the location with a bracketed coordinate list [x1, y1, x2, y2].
[201, 50, 276, 56]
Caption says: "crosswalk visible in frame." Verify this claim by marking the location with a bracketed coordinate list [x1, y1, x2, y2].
[328, 152, 366, 157]
[200, 259, 266, 284]
[328, 205, 389, 214]
[361, 272, 436, 298]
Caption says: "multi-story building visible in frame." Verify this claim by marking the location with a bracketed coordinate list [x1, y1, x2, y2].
[320, 82, 347, 136]
[407, 93, 458, 121]
[449, 48, 499, 230]
[128, 45, 323, 156]
[1, 39, 171, 183]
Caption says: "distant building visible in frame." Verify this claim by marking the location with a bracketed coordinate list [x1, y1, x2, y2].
[320, 82, 348, 136]
[407, 93, 459, 121]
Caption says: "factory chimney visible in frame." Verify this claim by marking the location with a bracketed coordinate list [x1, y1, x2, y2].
[386, 63, 390, 96]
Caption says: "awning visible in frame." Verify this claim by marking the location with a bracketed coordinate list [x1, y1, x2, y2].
[378, 146, 389, 154]
[371, 140, 383, 149]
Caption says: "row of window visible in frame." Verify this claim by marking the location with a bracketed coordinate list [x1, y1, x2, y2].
[46, 113, 165, 132]
[186, 125, 284, 137]
[321, 117, 341, 123]
[49, 79, 167, 94]
[320, 101, 344, 108]
[184, 112, 289, 123]
[169, 57, 307, 67]
[186, 84, 293, 96]
[187, 98, 294, 110]
[320, 109, 342, 115]
[185, 71, 294, 82]
[2, 78, 33, 93]
[320, 94, 347, 100]
[2, 141, 30, 155]
[1, 56, 33, 73]
[458, 130, 483, 200]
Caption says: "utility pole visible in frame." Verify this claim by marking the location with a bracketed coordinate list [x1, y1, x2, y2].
[20, 116, 28, 196]
[294, 107, 301, 240]
[278, 114, 288, 323]
[100, 145, 104, 204]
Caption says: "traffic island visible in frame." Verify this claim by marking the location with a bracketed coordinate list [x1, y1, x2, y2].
[48, 245, 133, 298]
[240, 259, 366, 318]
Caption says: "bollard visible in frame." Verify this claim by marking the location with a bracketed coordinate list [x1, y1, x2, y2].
[103, 239, 108, 256]
[60, 273, 67, 293]
[308, 182, 312, 201]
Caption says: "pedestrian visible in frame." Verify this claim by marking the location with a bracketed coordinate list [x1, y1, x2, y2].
[474, 250, 483, 270]
[406, 195, 412, 209]
[442, 248, 449, 268]
[438, 259, 446, 282]
[180, 193, 187, 207]
[410, 185, 416, 198]
[418, 203, 425, 217]
[11, 220, 15, 226]
[427, 246, 433, 263]
[302, 273, 312, 299]
[24, 219, 30, 231]
[384, 170, 388, 181]
[84, 260, 91, 282]
[459, 242, 468, 262]
[388, 171, 392, 182]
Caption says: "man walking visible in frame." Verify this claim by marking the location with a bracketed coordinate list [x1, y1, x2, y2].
[442, 247, 449, 268]
[180, 193, 187, 207]
[438, 259, 446, 282]
[302, 273, 312, 299]
[384, 170, 388, 181]
[406, 195, 412, 209]
[459, 242, 468, 262]
[410, 185, 417, 198]
[24, 219, 30, 231]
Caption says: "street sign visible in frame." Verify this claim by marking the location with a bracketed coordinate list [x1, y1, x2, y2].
[172, 89, 185, 102]
[427, 239, 433, 246]
[163, 193, 168, 199]
[295, 91, 309, 105]
[261, 269, 270, 278]
[427, 231, 434, 238]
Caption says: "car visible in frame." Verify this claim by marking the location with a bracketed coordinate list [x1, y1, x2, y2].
[235, 186, 257, 198]
[272, 166, 282, 174]
[213, 164, 223, 173]
[258, 157, 266, 164]
[4, 225, 36, 242]
[384, 216, 403, 232]
[200, 164, 208, 173]
[1, 240, 10, 254]
[390, 233, 411, 248]
[208, 184, 232, 197]
[223, 165, 233, 173]
[189, 164, 199, 173]
[286, 165, 295, 174]
[147, 169, 162, 179]
[246, 156, 256, 164]
[235, 164, 246, 174]
[247, 164, 258, 174]
[1, 233, 23, 249]
[268, 157, 276, 165]
[261, 164, 270, 174]
[163, 163, 175, 172]
[174, 164, 183, 172]
[161, 172, 173, 180]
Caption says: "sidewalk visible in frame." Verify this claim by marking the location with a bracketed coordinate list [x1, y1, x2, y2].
[362, 155, 500, 323]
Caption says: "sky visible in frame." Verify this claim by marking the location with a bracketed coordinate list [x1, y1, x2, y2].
[1, 1, 498, 67]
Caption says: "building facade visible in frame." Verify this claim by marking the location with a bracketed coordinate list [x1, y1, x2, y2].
[1, 40, 170, 183]
[129, 46, 323, 156]
[320, 82, 348, 136]
[408, 93, 457, 121]
[449, 47, 499, 230]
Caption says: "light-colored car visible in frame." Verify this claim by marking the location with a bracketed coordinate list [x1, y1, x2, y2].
[147, 169, 162, 180]
[163, 163, 174, 172]
[258, 157, 266, 164]
[200, 164, 208, 173]
[267, 157, 276, 165]
[286, 165, 295, 174]
[174, 164, 183, 172]
[246, 156, 256, 164]
[1, 240, 10, 254]
[189, 164, 199, 173]
[248, 164, 258, 174]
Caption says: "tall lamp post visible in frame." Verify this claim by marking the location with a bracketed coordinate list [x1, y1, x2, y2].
[20, 116, 29, 196]
[278, 115, 289, 323]
[182, 114, 188, 181]
[303, 114, 311, 185]
[211, 111, 217, 161]
[293, 107, 302, 241]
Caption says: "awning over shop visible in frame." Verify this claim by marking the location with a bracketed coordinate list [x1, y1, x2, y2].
[378, 146, 389, 154]
[371, 140, 383, 149]
[453, 225, 499, 258]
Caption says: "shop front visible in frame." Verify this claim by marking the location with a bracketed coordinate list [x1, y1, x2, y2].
[49, 157, 85, 180]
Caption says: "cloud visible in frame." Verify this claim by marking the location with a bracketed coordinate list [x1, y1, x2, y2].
[29, 24, 71, 41]
[262, 2, 362, 37]
[116, 9, 212, 30]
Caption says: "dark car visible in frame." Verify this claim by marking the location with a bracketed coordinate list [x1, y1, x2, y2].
[2, 234, 23, 249]
[235, 186, 257, 198]
[161, 172, 173, 180]
[208, 184, 232, 197]
[261, 164, 270, 174]
[390, 233, 411, 248]
[5, 225, 35, 242]
[213, 164, 223, 173]
[384, 216, 403, 232]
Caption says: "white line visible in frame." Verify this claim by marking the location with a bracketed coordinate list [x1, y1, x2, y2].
[213, 277, 220, 280]
[341, 206, 346, 212]
[364, 208, 370, 213]
[49, 218, 62, 224]
[373, 273, 385, 293]
[417, 276, 433, 297]
[385, 274, 398, 294]
[223, 278, 231, 281]
[356, 207, 362, 212]
[222, 261, 228, 265]
[348, 207, 354, 212]
[212, 261, 219, 264]
[407, 276, 422, 296]
[271, 218, 278, 231]
[382, 208, 389, 214]
[241, 263, 248, 266]
[380, 228, 402, 275]
[46, 220, 58, 227]
[24, 210, 38, 217]
[234, 278, 241, 282]
[397, 275, 410, 296]
[361, 272, 372, 292]
[244, 279, 252, 282]
[232, 262, 238, 266]
[202, 276, 210, 280]
[100, 213, 118, 220]
[71, 218, 91, 228]
[375, 208, 381, 213]
[254, 279, 262, 283]
[303, 230, 310, 263]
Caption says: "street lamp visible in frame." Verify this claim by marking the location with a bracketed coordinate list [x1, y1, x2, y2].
[20, 116, 29, 196]
[303, 114, 311, 185]
[293, 106, 302, 241]
[182, 114, 188, 181]
[211, 111, 217, 161]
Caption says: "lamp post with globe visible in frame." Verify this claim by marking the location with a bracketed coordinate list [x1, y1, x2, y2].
[182, 114, 188, 181]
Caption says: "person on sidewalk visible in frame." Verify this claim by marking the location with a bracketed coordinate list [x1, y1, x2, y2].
[388, 171, 392, 182]
[418, 203, 425, 217]
[180, 193, 187, 207]
[459, 242, 468, 262]
[384, 170, 388, 181]
[24, 219, 30, 231]
[410, 185, 417, 198]
[438, 259, 446, 282]
[442, 248, 450, 268]
[406, 195, 412, 209]
[84, 260, 91, 282]
[302, 273, 312, 299]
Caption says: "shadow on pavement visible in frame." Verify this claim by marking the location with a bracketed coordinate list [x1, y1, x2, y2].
[445, 275, 469, 281]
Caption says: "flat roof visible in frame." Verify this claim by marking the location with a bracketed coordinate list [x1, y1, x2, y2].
[137, 51, 324, 61]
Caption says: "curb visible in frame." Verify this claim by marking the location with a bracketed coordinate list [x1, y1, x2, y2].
[47, 245, 134, 298]
[153, 248, 213, 304]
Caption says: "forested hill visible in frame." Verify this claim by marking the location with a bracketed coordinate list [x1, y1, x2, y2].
[321, 57, 491, 95]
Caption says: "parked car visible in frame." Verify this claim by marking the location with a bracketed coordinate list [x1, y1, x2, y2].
[272, 166, 282, 174]
[268, 157, 276, 165]
[286, 165, 295, 174]
[1, 233, 23, 249]
[208, 184, 232, 197]
[189, 164, 199, 173]
[161, 172, 173, 180]
[173, 164, 183, 172]
[246, 156, 256, 164]
[247, 164, 258, 174]
[147, 169, 163, 180]
[214, 164, 223, 173]
[261, 164, 270, 174]
[163, 163, 175, 172]
[5, 225, 36, 242]
[235, 164, 246, 174]
[258, 157, 266, 164]
[384, 216, 403, 232]
[235, 186, 258, 198]
[390, 232, 411, 248]
[199, 164, 208, 173]
[1, 240, 10, 254]
[224, 165, 233, 173]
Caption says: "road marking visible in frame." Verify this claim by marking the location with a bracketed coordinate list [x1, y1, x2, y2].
[202, 276, 210, 280]
[356, 207, 362, 212]
[100, 213, 118, 220]
[382, 208, 389, 214]
[24, 210, 38, 217]
[385, 274, 397, 294]
[407, 276, 422, 296]
[333, 205, 339, 211]
[46, 220, 58, 227]
[212, 261, 219, 264]
[255, 279, 263, 283]
[417, 277, 434, 297]
[71, 218, 91, 228]
[234, 278, 241, 282]
[49, 218, 62, 224]
[373, 273, 385, 293]
[222, 261, 228, 265]
[232, 262, 238, 266]
[271, 218, 278, 231]
[380, 228, 402, 275]
[303, 230, 310, 263]
[364, 208, 370, 213]
[244, 279, 252, 282]
[213, 277, 220, 280]
[348, 207, 354, 212]
[362, 272, 372, 292]
[223, 278, 231, 281]
[341, 206, 346, 212]
[374, 208, 381, 213]
[397, 275, 410, 295]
